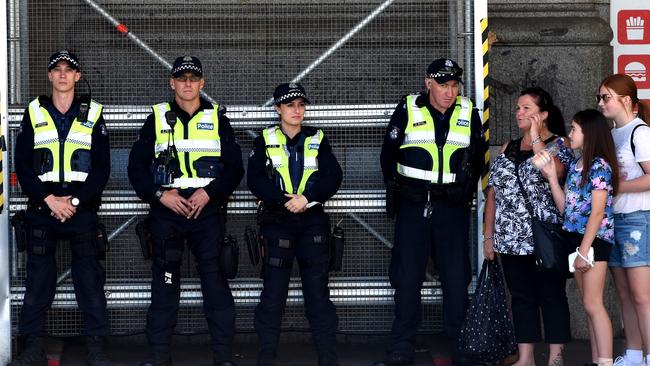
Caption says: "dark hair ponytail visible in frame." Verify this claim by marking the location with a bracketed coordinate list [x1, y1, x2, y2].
[520, 87, 566, 136]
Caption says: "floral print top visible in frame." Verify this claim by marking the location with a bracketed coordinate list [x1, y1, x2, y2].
[488, 138, 574, 255]
[562, 157, 615, 243]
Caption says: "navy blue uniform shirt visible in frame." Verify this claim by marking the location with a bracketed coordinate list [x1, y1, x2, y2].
[14, 95, 110, 209]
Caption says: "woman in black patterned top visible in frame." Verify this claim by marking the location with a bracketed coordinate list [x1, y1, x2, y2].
[484, 87, 574, 366]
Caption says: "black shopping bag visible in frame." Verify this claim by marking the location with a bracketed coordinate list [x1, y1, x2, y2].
[458, 259, 517, 362]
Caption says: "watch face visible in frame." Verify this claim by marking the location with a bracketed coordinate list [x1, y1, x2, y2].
[71, 197, 80, 207]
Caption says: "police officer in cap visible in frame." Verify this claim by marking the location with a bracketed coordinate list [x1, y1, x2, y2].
[128, 55, 243, 366]
[247, 83, 342, 366]
[375, 59, 487, 366]
[12, 50, 116, 366]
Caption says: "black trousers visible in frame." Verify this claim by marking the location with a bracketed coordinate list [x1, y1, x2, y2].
[500, 253, 571, 344]
[146, 206, 235, 358]
[18, 207, 108, 337]
[388, 197, 471, 358]
[254, 212, 337, 357]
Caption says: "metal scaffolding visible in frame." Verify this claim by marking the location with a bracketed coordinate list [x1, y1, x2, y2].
[3, 0, 482, 345]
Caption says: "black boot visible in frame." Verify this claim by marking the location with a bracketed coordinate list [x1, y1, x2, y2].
[140, 351, 172, 366]
[86, 336, 122, 366]
[8, 336, 47, 366]
[213, 351, 237, 366]
[318, 349, 339, 366]
[256, 349, 276, 366]
[372, 351, 415, 366]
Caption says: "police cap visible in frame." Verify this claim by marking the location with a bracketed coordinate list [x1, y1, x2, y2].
[171, 55, 203, 78]
[273, 83, 311, 105]
[426, 58, 463, 84]
[48, 50, 80, 71]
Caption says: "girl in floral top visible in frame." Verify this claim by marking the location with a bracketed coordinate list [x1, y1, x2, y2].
[541, 109, 619, 366]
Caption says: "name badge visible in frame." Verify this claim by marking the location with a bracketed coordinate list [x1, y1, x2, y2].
[456, 119, 470, 127]
[197, 123, 214, 130]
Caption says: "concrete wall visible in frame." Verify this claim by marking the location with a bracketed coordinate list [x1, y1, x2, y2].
[488, 0, 623, 340]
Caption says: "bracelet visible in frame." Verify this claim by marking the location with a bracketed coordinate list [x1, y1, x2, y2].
[575, 248, 594, 267]
[531, 136, 542, 146]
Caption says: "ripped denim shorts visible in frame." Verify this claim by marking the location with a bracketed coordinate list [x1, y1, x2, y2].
[611, 210, 650, 267]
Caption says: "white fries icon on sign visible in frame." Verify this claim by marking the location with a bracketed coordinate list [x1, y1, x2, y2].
[626, 16, 645, 41]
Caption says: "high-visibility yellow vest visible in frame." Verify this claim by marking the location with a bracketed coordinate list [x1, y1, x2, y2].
[28, 97, 103, 183]
[153, 103, 221, 188]
[397, 95, 472, 184]
[262, 126, 323, 195]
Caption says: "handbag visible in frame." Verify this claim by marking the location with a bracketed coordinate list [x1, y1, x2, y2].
[514, 143, 569, 274]
[458, 260, 517, 362]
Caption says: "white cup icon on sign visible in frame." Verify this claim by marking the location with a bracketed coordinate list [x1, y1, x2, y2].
[626, 16, 645, 41]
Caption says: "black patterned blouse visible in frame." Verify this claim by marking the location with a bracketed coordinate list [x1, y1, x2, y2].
[488, 137, 574, 255]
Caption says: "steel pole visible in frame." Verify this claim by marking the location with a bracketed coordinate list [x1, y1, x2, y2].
[262, 0, 396, 106]
[79, 0, 217, 104]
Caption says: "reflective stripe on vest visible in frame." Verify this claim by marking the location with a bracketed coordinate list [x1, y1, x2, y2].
[28, 97, 102, 183]
[262, 126, 323, 195]
[153, 102, 221, 188]
[398, 95, 472, 184]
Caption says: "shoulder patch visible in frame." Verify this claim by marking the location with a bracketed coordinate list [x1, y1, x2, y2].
[389, 126, 400, 140]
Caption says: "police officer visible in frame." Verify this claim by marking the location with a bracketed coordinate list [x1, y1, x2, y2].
[128, 56, 243, 366]
[11, 50, 116, 366]
[375, 59, 487, 366]
[247, 83, 342, 366]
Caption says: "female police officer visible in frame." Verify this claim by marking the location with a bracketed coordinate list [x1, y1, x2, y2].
[247, 83, 343, 366]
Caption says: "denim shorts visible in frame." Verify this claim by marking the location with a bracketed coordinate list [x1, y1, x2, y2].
[611, 210, 650, 267]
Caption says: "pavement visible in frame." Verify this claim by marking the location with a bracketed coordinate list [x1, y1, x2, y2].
[28, 334, 626, 366]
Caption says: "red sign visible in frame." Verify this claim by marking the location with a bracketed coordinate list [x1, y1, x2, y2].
[618, 10, 650, 44]
[618, 54, 650, 89]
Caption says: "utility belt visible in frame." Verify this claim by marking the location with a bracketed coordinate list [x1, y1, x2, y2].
[11, 210, 109, 257]
[135, 216, 239, 279]
[244, 218, 345, 273]
[27, 200, 93, 214]
[386, 180, 471, 219]
[256, 201, 324, 225]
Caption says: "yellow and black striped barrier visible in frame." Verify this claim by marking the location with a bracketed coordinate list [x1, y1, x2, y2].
[480, 16, 490, 192]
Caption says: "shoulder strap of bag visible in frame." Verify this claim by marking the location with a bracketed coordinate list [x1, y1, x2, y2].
[631, 123, 649, 173]
[513, 140, 536, 218]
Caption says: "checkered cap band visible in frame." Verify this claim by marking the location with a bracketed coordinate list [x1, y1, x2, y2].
[172, 64, 202, 75]
[49, 54, 80, 70]
[275, 91, 307, 104]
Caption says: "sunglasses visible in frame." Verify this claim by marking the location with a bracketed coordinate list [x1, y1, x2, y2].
[596, 94, 624, 103]
[175, 75, 201, 82]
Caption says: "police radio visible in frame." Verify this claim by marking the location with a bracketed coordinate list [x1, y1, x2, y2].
[77, 77, 92, 122]
[152, 111, 181, 185]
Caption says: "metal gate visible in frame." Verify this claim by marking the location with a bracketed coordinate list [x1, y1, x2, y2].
[2, 0, 483, 343]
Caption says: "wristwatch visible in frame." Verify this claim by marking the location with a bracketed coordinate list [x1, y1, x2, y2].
[70, 196, 80, 207]
[154, 189, 164, 201]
